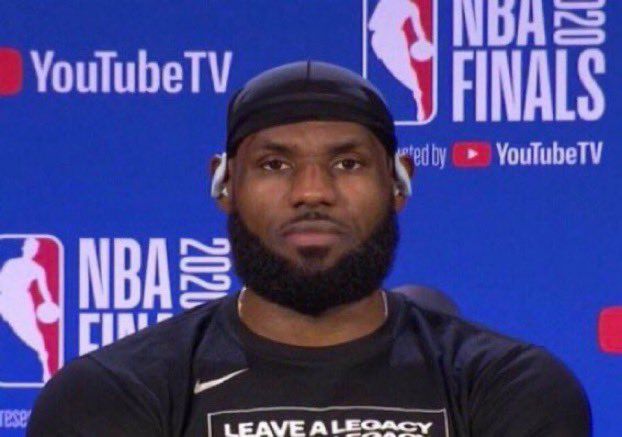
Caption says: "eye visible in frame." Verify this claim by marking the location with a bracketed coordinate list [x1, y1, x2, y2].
[260, 159, 290, 171]
[334, 158, 362, 171]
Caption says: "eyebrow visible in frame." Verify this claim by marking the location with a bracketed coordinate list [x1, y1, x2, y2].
[254, 142, 293, 155]
[253, 140, 369, 156]
[328, 141, 366, 155]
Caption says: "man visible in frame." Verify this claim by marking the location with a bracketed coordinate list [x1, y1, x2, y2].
[28, 61, 591, 436]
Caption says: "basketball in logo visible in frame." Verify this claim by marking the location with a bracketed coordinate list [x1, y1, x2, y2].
[363, 0, 437, 125]
[0, 235, 64, 388]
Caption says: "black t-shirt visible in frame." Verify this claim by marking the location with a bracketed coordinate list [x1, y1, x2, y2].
[27, 291, 591, 436]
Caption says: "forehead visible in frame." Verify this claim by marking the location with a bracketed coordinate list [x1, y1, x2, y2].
[238, 121, 385, 156]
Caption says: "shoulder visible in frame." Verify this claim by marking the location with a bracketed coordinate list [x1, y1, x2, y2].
[401, 299, 592, 435]
[28, 355, 163, 436]
[88, 296, 226, 381]
[29, 297, 228, 436]
[401, 296, 566, 374]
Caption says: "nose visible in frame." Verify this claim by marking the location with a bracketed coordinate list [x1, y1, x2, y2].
[288, 162, 337, 208]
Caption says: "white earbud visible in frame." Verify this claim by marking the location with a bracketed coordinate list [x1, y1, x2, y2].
[210, 153, 228, 198]
[394, 153, 412, 196]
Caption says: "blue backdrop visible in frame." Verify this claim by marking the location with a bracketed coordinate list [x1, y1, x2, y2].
[0, 0, 620, 435]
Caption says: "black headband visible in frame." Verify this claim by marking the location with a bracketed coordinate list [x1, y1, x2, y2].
[226, 60, 396, 156]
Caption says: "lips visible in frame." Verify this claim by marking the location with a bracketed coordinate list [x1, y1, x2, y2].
[281, 220, 344, 247]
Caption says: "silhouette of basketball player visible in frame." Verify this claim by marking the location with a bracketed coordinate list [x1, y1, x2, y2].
[0, 238, 54, 382]
[369, 0, 434, 121]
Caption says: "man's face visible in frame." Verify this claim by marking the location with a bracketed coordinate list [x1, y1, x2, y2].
[226, 120, 395, 271]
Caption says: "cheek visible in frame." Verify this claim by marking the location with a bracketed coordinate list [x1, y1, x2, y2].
[232, 175, 287, 236]
[337, 176, 392, 236]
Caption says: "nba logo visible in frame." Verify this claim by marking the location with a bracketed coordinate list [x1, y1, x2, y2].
[0, 234, 64, 388]
[363, 0, 437, 125]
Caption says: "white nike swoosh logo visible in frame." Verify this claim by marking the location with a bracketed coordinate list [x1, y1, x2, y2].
[194, 368, 248, 395]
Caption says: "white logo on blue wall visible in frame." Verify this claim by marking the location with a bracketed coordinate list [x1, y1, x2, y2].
[363, 0, 438, 125]
[0, 235, 64, 388]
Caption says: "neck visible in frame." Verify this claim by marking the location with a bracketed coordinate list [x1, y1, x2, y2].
[237, 287, 388, 347]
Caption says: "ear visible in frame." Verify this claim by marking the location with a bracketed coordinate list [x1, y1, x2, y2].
[209, 153, 233, 213]
[393, 154, 414, 212]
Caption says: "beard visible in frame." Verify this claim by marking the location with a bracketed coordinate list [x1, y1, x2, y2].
[227, 207, 398, 316]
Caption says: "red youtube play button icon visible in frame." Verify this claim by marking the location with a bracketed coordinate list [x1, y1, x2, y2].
[452, 141, 492, 168]
[599, 307, 622, 354]
[0, 48, 24, 96]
